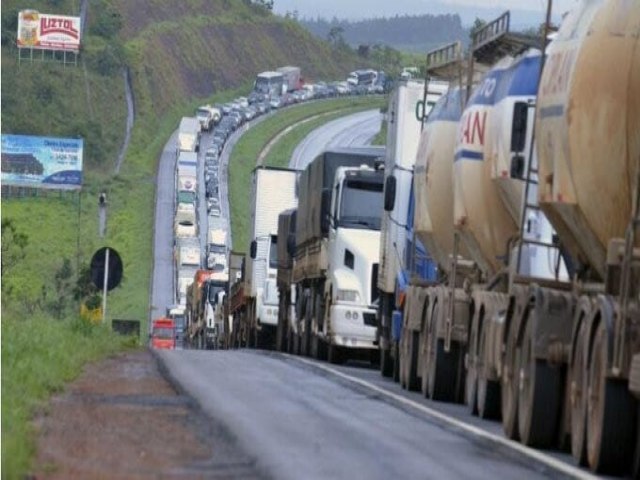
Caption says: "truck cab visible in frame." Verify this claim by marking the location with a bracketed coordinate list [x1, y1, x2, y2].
[166, 305, 186, 348]
[256, 234, 280, 331]
[151, 318, 176, 349]
[324, 165, 384, 351]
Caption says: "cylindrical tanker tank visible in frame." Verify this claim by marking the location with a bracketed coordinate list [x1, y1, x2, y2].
[453, 49, 542, 276]
[536, 0, 640, 279]
[414, 87, 469, 274]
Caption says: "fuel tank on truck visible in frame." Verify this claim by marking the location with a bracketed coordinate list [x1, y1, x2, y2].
[536, 0, 640, 279]
[414, 87, 470, 275]
[453, 49, 542, 276]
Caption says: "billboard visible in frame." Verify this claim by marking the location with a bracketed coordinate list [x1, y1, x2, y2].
[1, 134, 83, 190]
[17, 10, 81, 53]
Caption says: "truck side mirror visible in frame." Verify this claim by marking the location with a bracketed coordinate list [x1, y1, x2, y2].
[287, 234, 296, 257]
[384, 175, 396, 211]
[321, 189, 332, 234]
[510, 101, 528, 153]
[250, 240, 257, 259]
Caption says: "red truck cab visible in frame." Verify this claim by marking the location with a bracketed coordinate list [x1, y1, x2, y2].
[151, 318, 176, 349]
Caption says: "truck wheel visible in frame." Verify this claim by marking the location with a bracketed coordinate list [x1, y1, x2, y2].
[392, 341, 400, 383]
[405, 331, 420, 391]
[501, 320, 520, 440]
[586, 322, 636, 474]
[477, 324, 500, 419]
[420, 327, 430, 397]
[465, 320, 479, 414]
[427, 303, 459, 401]
[380, 346, 393, 378]
[570, 321, 588, 465]
[428, 337, 459, 401]
[517, 313, 562, 448]
[328, 342, 344, 365]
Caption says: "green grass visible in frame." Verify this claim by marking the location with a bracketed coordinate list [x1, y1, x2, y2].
[229, 96, 385, 251]
[372, 118, 387, 146]
[1, 315, 132, 478]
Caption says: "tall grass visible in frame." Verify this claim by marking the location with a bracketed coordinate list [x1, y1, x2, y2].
[1, 315, 131, 477]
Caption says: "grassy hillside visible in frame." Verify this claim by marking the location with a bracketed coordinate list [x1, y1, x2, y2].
[1, 1, 369, 476]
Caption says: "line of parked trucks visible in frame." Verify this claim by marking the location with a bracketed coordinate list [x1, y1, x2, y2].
[221, 2, 640, 476]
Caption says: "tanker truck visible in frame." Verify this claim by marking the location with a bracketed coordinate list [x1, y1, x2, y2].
[402, 13, 564, 415]
[292, 147, 385, 363]
[377, 78, 447, 379]
[526, 1, 639, 474]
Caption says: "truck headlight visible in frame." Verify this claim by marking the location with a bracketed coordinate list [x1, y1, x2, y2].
[336, 289, 360, 303]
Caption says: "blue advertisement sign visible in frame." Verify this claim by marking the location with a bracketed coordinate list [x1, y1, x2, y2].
[1, 134, 83, 190]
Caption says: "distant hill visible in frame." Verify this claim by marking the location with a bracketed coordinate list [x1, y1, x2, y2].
[299, 14, 466, 53]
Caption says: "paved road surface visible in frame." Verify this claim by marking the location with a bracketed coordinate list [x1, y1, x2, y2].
[158, 349, 576, 480]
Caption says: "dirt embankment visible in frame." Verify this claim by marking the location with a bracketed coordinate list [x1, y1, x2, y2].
[31, 350, 265, 479]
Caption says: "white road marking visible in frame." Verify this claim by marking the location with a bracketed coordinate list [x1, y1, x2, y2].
[289, 355, 599, 480]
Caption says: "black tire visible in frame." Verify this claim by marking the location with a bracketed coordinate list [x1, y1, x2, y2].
[477, 376, 501, 419]
[406, 331, 420, 391]
[420, 328, 430, 398]
[517, 315, 562, 448]
[501, 320, 520, 440]
[328, 342, 344, 365]
[428, 337, 460, 402]
[465, 321, 479, 415]
[392, 341, 400, 383]
[380, 346, 393, 378]
[570, 322, 588, 465]
[586, 322, 637, 474]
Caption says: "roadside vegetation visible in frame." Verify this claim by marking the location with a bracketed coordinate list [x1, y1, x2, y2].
[372, 119, 387, 145]
[228, 96, 384, 251]
[0, 0, 406, 475]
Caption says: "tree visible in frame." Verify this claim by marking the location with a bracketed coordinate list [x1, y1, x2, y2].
[470, 17, 486, 43]
[327, 26, 345, 47]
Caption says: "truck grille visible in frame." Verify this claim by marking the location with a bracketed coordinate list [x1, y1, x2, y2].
[371, 263, 379, 304]
[363, 312, 376, 326]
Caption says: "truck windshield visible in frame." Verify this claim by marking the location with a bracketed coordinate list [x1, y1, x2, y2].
[196, 108, 210, 118]
[269, 235, 278, 269]
[153, 327, 174, 339]
[173, 315, 185, 330]
[339, 179, 383, 230]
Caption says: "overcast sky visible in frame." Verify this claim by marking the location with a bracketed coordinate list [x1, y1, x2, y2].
[273, 0, 579, 26]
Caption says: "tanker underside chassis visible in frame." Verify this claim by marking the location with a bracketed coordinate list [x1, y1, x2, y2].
[399, 284, 468, 402]
[229, 300, 252, 349]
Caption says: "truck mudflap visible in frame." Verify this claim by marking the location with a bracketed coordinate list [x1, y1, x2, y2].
[629, 353, 640, 398]
[330, 304, 378, 349]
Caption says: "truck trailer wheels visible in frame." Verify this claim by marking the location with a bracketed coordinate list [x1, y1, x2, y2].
[501, 320, 520, 440]
[586, 321, 636, 474]
[517, 313, 562, 448]
[400, 329, 420, 391]
[380, 346, 394, 378]
[570, 321, 588, 465]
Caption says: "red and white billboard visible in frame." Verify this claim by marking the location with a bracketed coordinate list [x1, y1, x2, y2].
[17, 10, 81, 53]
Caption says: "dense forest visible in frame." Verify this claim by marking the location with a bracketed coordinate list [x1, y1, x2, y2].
[299, 14, 467, 53]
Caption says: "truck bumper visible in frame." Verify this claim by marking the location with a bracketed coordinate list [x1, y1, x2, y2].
[329, 304, 377, 349]
[258, 304, 279, 328]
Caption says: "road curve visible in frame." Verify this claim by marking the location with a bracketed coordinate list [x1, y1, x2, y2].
[289, 109, 382, 170]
